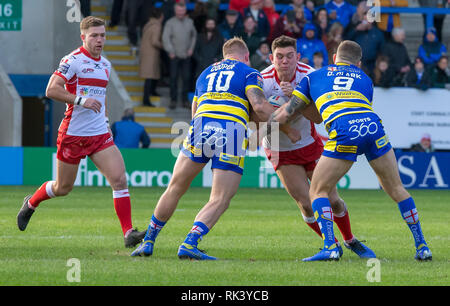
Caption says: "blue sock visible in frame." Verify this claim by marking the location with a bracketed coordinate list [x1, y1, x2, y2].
[312, 198, 336, 249]
[398, 197, 427, 249]
[183, 221, 209, 248]
[144, 215, 166, 242]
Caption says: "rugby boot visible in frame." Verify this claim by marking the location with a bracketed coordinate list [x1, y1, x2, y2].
[302, 245, 341, 262]
[415, 244, 432, 261]
[344, 238, 376, 258]
[124, 228, 146, 248]
[17, 195, 34, 231]
[336, 241, 344, 258]
[177, 243, 217, 260]
[131, 239, 154, 257]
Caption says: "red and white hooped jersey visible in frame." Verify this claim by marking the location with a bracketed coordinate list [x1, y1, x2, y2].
[53, 46, 111, 136]
[261, 62, 319, 151]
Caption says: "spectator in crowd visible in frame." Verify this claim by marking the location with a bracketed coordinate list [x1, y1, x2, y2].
[193, 18, 224, 79]
[250, 41, 272, 70]
[281, 0, 313, 22]
[346, 13, 384, 74]
[229, 0, 250, 14]
[218, 9, 244, 41]
[162, 2, 197, 109]
[204, 0, 221, 20]
[348, 0, 368, 32]
[404, 57, 432, 90]
[140, 7, 164, 107]
[161, 0, 177, 23]
[305, 0, 316, 21]
[418, 27, 447, 67]
[430, 55, 450, 89]
[325, 0, 356, 30]
[346, 0, 366, 5]
[109, 0, 124, 28]
[382, 27, 411, 83]
[79, 0, 91, 17]
[314, 8, 330, 44]
[270, 9, 305, 42]
[243, 0, 271, 40]
[242, 16, 264, 55]
[346, 1, 369, 32]
[419, 0, 448, 42]
[263, 0, 280, 39]
[326, 21, 344, 64]
[296, 23, 328, 66]
[370, 55, 397, 88]
[409, 133, 434, 153]
[190, 1, 209, 33]
[312, 51, 325, 69]
[111, 108, 151, 149]
[378, 0, 408, 41]
[125, 0, 154, 56]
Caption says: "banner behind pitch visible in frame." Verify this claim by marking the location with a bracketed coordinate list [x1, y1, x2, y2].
[1, 147, 448, 190]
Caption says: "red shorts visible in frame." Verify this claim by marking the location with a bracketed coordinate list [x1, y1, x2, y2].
[56, 132, 115, 164]
[264, 140, 324, 172]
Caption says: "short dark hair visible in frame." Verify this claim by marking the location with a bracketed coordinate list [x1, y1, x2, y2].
[313, 51, 323, 58]
[149, 7, 162, 19]
[271, 35, 297, 53]
[438, 55, 448, 62]
[336, 40, 362, 64]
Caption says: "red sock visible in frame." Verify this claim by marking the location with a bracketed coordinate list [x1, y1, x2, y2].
[113, 189, 133, 236]
[306, 220, 322, 238]
[334, 209, 354, 242]
[29, 181, 56, 209]
[304, 218, 339, 244]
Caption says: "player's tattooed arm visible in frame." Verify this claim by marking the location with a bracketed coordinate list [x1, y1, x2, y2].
[246, 87, 275, 122]
[269, 95, 309, 126]
[265, 95, 309, 141]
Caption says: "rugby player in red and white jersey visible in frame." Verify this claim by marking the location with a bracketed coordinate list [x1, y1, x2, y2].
[260, 35, 374, 256]
[17, 16, 145, 248]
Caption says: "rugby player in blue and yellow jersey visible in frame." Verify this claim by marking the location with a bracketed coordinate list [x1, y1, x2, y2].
[131, 37, 278, 260]
[269, 40, 432, 261]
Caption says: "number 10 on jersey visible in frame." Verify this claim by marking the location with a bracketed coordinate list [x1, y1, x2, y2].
[206, 71, 235, 92]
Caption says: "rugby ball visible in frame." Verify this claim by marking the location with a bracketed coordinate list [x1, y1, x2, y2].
[268, 95, 288, 108]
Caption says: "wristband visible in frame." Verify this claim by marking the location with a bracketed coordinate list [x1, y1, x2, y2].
[74, 96, 87, 106]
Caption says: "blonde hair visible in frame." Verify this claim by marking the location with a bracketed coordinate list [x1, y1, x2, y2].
[80, 16, 105, 33]
[222, 37, 249, 58]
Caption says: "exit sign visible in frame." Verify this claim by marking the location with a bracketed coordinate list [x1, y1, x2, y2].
[0, 0, 22, 31]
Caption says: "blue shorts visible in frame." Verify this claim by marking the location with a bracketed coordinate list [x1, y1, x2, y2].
[322, 112, 392, 162]
[181, 116, 247, 175]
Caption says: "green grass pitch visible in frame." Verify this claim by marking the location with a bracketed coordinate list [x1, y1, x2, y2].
[0, 186, 448, 286]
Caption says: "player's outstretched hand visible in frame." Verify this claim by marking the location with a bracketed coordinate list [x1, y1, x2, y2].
[83, 98, 102, 113]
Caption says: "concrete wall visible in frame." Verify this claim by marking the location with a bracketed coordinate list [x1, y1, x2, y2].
[0, 0, 80, 74]
[0, 64, 22, 146]
[0, 0, 128, 146]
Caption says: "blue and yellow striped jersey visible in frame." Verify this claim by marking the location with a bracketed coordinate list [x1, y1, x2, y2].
[292, 63, 374, 129]
[193, 58, 264, 128]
